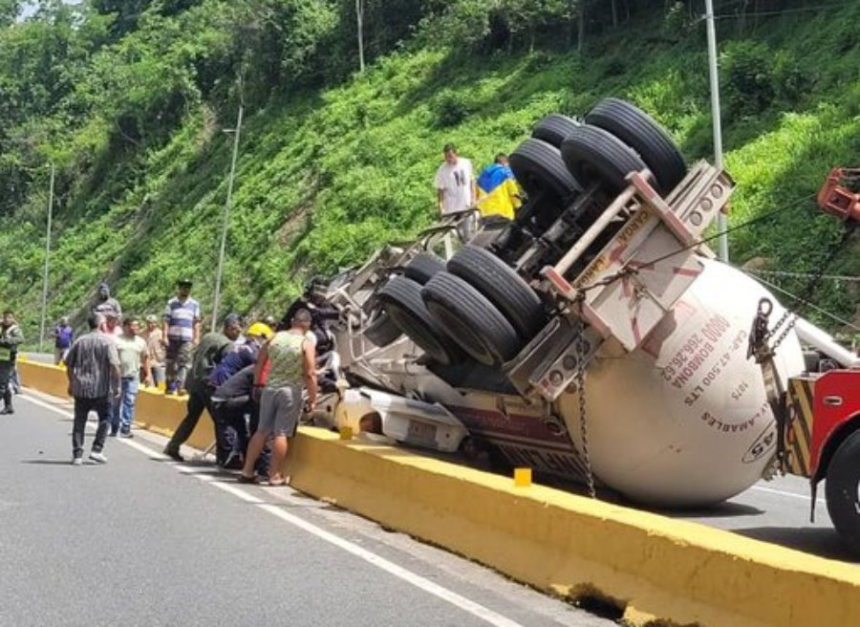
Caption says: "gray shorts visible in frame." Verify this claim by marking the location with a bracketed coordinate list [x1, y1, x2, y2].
[258, 385, 302, 437]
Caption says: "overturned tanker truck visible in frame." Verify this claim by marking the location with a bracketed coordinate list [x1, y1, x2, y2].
[310, 98, 857, 513]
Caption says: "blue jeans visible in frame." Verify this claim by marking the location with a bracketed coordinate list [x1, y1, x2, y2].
[113, 377, 139, 433]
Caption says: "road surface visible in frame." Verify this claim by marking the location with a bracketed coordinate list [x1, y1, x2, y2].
[0, 390, 615, 627]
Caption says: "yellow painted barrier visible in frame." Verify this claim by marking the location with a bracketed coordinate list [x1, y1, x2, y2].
[20, 360, 214, 449]
[20, 361, 860, 626]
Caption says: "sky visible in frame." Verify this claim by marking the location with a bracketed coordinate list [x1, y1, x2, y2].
[20, 0, 83, 20]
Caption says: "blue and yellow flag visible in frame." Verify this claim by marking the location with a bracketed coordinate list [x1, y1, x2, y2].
[476, 164, 521, 220]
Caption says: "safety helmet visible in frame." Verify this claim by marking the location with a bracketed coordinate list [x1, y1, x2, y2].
[246, 322, 273, 339]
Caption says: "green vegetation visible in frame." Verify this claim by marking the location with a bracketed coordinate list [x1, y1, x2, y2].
[0, 0, 858, 343]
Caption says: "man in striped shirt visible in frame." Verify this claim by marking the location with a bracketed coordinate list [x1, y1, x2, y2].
[65, 313, 121, 466]
[162, 279, 202, 394]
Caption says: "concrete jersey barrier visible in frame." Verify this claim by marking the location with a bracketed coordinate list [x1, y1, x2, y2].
[18, 360, 860, 626]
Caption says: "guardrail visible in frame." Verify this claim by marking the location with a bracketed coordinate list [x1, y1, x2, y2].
[18, 359, 860, 626]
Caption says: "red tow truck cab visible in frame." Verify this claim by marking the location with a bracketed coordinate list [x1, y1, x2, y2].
[783, 369, 860, 552]
[778, 167, 860, 552]
[785, 370, 860, 482]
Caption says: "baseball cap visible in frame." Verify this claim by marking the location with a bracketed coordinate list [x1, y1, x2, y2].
[176, 278, 193, 287]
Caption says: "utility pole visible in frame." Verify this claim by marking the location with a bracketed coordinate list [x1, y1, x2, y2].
[211, 105, 243, 332]
[38, 163, 55, 352]
[356, 0, 365, 73]
[704, 0, 729, 262]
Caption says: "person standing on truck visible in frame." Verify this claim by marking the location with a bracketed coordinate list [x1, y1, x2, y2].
[0, 310, 23, 414]
[476, 153, 521, 220]
[239, 309, 317, 486]
[162, 279, 202, 394]
[65, 313, 120, 465]
[435, 143, 477, 240]
[162, 313, 242, 462]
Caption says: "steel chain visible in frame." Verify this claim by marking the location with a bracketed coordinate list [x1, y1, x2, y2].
[765, 223, 856, 349]
[575, 301, 597, 499]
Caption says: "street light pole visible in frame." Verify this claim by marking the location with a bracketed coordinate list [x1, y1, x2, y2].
[704, 0, 729, 262]
[211, 105, 243, 332]
[38, 163, 55, 352]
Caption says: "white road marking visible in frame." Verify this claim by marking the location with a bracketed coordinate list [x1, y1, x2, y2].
[750, 485, 826, 504]
[20, 394, 525, 627]
[254, 501, 526, 627]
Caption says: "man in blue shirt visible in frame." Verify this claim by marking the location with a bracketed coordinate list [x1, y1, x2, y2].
[52, 316, 74, 365]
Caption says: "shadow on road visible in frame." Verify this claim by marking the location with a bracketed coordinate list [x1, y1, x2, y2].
[649, 501, 766, 519]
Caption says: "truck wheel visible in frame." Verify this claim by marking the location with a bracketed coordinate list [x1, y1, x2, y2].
[561, 124, 649, 194]
[825, 430, 860, 554]
[377, 277, 463, 365]
[447, 244, 546, 340]
[532, 114, 581, 148]
[585, 98, 687, 195]
[510, 137, 582, 204]
[403, 252, 446, 284]
[363, 309, 401, 347]
[422, 272, 522, 367]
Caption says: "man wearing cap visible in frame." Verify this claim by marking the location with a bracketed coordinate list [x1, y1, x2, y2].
[208, 322, 271, 467]
[141, 314, 166, 388]
[162, 279, 202, 394]
[163, 313, 242, 461]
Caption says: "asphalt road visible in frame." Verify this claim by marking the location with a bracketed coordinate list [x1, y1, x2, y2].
[655, 475, 859, 564]
[0, 390, 614, 627]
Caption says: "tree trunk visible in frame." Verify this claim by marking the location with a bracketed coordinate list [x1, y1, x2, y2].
[356, 0, 365, 74]
[578, 0, 586, 54]
[611, 0, 618, 28]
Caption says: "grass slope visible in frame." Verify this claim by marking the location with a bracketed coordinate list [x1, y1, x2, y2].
[2, 6, 859, 342]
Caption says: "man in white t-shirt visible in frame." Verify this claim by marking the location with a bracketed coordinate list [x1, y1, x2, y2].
[434, 143, 476, 216]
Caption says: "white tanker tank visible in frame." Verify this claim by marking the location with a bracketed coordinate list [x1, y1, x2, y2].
[318, 102, 806, 508]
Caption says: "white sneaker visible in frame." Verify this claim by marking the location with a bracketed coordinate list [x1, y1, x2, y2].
[72, 457, 83, 466]
[89, 451, 108, 464]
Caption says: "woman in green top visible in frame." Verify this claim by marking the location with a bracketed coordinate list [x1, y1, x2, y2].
[240, 309, 318, 486]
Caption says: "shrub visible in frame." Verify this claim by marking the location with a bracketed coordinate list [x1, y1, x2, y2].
[720, 41, 775, 116]
[434, 92, 473, 127]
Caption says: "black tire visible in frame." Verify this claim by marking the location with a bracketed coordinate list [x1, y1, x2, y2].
[585, 97, 687, 195]
[532, 114, 581, 148]
[363, 309, 402, 347]
[403, 253, 447, 284]
[447, 245, 546, 339]
[377, 277, 462, 365]
[422, 272, 522, 367]
[825, 430, 860, 554]
[561, 124, 649, 194]
[510, 138, 581, 204]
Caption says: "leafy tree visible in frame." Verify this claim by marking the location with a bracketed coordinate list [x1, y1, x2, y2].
[0, 0, 20, 26]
